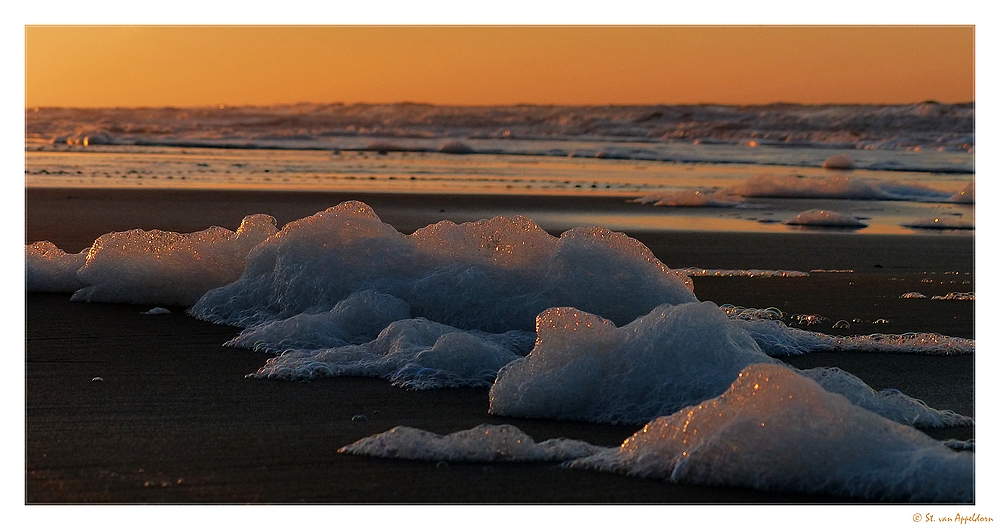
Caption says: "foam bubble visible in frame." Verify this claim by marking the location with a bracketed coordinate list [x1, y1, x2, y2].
[783, 209, 867, 228]
[339, 423, 605, 462]
[567, 363, 973, 502]
[719, 304, 785, 321]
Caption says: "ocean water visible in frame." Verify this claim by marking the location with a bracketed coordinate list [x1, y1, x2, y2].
[26, 103, 974, 235]
[24, 103, 975, 502]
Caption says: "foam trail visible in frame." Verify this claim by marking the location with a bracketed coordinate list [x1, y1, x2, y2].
[339, 423, 605, 462]
[488, 302, 968, 427]
[567, 364, 973, 502]
[25, 241, 89, 292]
[190, 202, 697, 332]
[677, 268, 809, 278]
[725, 173, 954, 201]
[734, 318, 974, 356]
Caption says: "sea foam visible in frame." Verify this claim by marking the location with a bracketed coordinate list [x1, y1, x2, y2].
[25, 241, 89, 292]
[342, 363, 972, 502]
[69, 214, 278, 306]
[734, 317, 974, 356]
[190, 202, 697, 333]
[488, 302, 969, 427]
[339, 423, 604, 462]
[567, 364, 973, 502]
[246, 317, 534, 389]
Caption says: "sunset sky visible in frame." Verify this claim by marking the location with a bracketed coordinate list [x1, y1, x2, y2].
[25, 25, 974, 108]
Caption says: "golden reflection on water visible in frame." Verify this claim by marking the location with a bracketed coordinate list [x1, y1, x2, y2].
[532, 212, 941, 236]
[26, 147, 974, 236]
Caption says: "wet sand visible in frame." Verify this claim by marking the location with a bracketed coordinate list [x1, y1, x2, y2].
[25, 188, 975, 503]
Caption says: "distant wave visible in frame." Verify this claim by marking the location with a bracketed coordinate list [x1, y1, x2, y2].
[26, 103, 974, 174]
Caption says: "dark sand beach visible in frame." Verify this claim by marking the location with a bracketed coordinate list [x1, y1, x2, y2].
[25, 188, 975, 503]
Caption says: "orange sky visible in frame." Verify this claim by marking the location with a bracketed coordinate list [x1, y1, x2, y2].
[24, 26, 974, 108]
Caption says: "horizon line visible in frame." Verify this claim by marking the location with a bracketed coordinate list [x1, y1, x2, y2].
[27, 100, 977, 110]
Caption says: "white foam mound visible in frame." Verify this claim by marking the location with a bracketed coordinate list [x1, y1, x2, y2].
[567, 364, 973, 502]
[488, 302, 781, 424]
[190, 202, 696, 333]
[822, 153, 855, 169]
[248, 317, 534, 389]
[339, 423, 605, 462]
[631, 189, 745, 207]
[69, 214, 278, 306]
[950, 181, 975, 203]
[25, 241, 89, 292]
[487, 302, 970, 427]
[904, 216, 974, 230]
[783, 209, 867, 228]
[725, 173, 953, 201]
